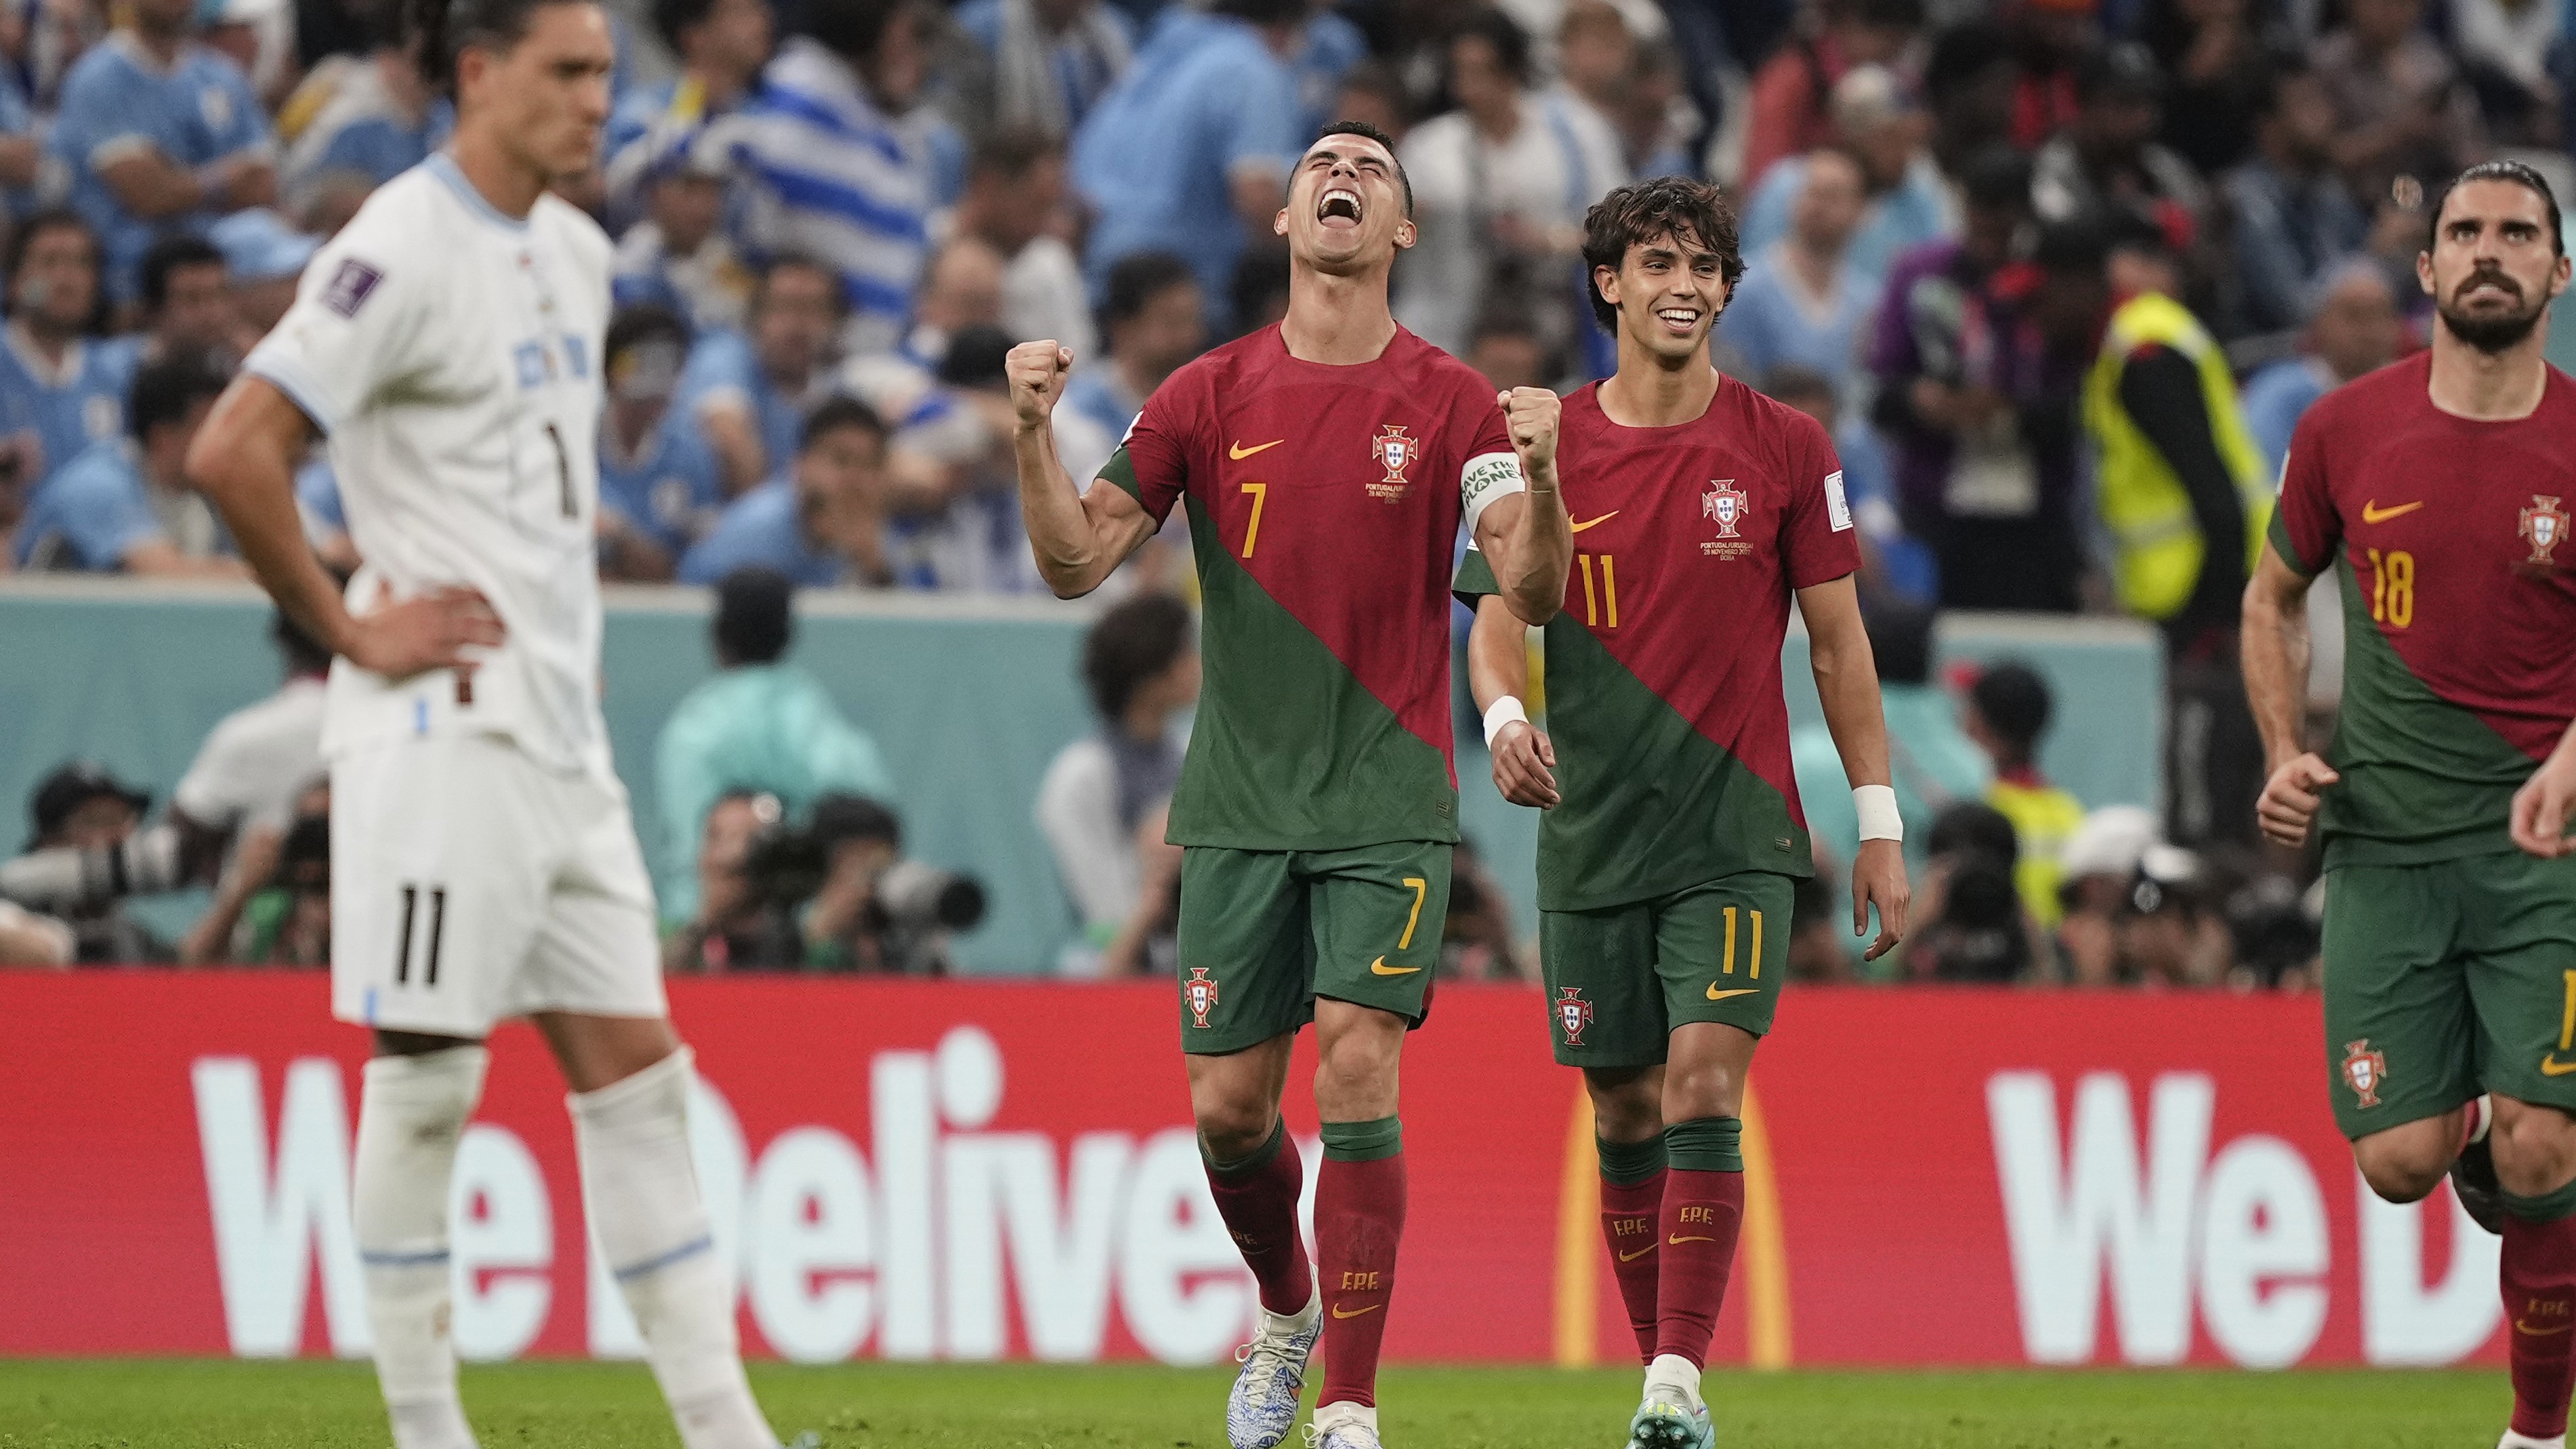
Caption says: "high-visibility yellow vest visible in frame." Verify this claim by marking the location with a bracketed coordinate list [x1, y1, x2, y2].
[2082, 293, 2274, 621]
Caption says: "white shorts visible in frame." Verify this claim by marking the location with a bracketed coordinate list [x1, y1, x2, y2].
[331, 731, 667, 1038]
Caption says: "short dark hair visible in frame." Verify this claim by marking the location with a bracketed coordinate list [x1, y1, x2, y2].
[1923, 18, 2010, 109]
[649, 0, 716, 51]
[1579, 176, 1743, 332]
[5, 209, 95, 287]
[2428, 158, 2566, 259]
[1104, 251, 1197, 327]
[1863, 598, 1936, 688]
[1958, 144, 2033, 212]
[1310, 119, 1414, 216]
[1928, 800, 2020, 869]
[1211, 0, 1302, 26]
[757, 253, 849, 317]
[970, 125, 1062, 183]
[127, 354, 229, 441]
[803, 0, 915, 62]
[605, 301, 693, 369]
[811, 791, 900, 849]
[1449, 7, 1531, 87]
[139, 234, 226, 315]
[1969, 660, 2054, 756]
[1229, 243, 1292, 336]
[713, 566, 794, 665]
[1083, 592, 1194, 719]
[799, 394, 886, 453]
[404, 0, 595, 92]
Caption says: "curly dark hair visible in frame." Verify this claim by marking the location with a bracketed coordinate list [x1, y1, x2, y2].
[1579, 177, 1744, 333]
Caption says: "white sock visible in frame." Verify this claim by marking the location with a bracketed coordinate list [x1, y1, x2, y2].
[354, 1047, 489, 1449]
[1262, 1284, 1321, 1336]
[2500, 1431, 2566, 1449]
[570, 1047, 774, 1449]
[1645, 1352, 1703, 1413]
[1312, 1400, 1378, 1437]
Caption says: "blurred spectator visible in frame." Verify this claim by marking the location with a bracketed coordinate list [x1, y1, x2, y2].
[2314, 0, 2484, 206]
[1608, 40, 1697, 182]
[1463, 303, 1552, 391]
[1551, 0, 1638, 140]
[207, 206, 318, 337]
[604, 0, 773, 222]
[1961, 660, 2085, 928]
[664, 790, 808, 971]
[795, 793, 974, 974]
[1742, 64, 1955, 289]
[1062, 249, 1201, 442]
[2054, 802, 2159, 984]
[2109, 843, 2230, 986]
[1396, 7, 1627, 356]
[167, 604, 329, 961]
[1096, 803, 1180, 976]
[655, 566, 896, 921]
[600, 305, 727, 581]
[1329, 57, 1413, 146]
[2448, 0, 2562, 144]
[1230, 242, 1295, 338]
[1289, 3, 1371, 138]
[1739, 0, 1921, 189]
[1072, 0, 1306, 333]
[217, 789, 332, 966]
[682, 397, 900, 586]
[2224, 56, 2371, 340]
[1037, 592, 1197, 970]
[274, 15, 444, 206]
[2140, 0, 2280, 178]
[1439, 836, 1527, 980]
[875, 325, 1061, 591]
[951, 0, 1135, 138]
[14, 354, 241, 575]
[1718, 146, 1875, 395]
[723, 0, 944, 357]
[1924, 18, 2018, 175]
[49, 0, 275, 307]
[2081, 220, 2269, 846]
[1786, 870, 1858, 982]
[2031, 43, 2210, 242]
[0, 213, 133, 497]
[2239, 257, 2401, 476]
[1869, 151, 2090, 613]
[682, 253, 845, 494]
[17, 762, 163, 962]
[2006, 0, 2098, 150]
[952, 128, 1094, 358]
[0, 64, 41, 217]
[0, 898, 75, 965]
[900, 235, 1007, 370]
[129, 234, 238, 366]
[1901, 801, 2039, 982]
[1761, 362, 1934, 602]
[612, 148, 756, 335]
[1792, 597, 1989, 887]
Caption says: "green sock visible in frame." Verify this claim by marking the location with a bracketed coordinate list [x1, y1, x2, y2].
[1664, 1116, 1743, 1173]
[1201, 1116, 1287, 1179]
[1319, 1116, 1403, 1162]
[1596, 1133, 1668, 1187]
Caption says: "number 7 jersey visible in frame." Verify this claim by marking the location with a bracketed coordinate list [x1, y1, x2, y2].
[1098, 325, 1524, 851]
[245, 155, 613, 775]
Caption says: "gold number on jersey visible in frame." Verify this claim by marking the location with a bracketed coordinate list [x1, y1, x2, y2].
[1718, 906, 1764, 978]
[1577, 552, 1620, 629]
[1397, 876, 1428, 950]
[2366, 548, 2414, 629]
[1239, 482, 1267, 559]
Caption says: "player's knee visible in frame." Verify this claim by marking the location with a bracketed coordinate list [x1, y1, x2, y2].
[2491, 1099, 2576, 1200]
[2352, 1133, 2451, 1204]
[1189, 1090, 1276, 1161]
[1584, 1068, 1661, 1141]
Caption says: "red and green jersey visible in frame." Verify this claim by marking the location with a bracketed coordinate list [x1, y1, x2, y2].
[1100, 325, 1521, 851]
[1457, 376, 1861, 911]
[2270, 352, 2576, 867]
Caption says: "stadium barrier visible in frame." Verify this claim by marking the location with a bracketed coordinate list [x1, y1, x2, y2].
[1, 975, 2501, 1369]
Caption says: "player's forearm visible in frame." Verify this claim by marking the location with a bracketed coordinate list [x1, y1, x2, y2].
[1804, 587, 1893, 789]
[1465, 596, 1529, 713]
[1013, 423, 1112, 597]
[2239, 563, 2312, 771]
[1489, 486, 1571, 625]
[190, 385, 356, 655]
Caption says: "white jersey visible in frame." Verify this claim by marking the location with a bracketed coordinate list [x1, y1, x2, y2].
[245, 155, 615, 774]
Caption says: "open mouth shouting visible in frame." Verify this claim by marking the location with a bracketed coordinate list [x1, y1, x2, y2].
[1318, 185, 1363, 232]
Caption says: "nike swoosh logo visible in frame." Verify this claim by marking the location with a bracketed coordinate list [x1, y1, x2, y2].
[1617, 1244, 1656, 1263]
[1706, 987, 1760, 1001]
[1230, 439, 1284, 461]
[2361, 499, 2424, 524]
[1369, 957, 1422, 976]
[1331, 1303, 1383, 1319]
[2520, 1318, 2574, 1335]
[1571, 511, 1619, 533]
[2543, 1054, 2576, 1078]
[1668, 1235, 1717, 1245]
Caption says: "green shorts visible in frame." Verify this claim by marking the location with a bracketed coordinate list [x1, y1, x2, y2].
[1538, 872, 1793, 1068]
[1174, 841, 1452, 1054]
[2321, 851, 2576, 1139]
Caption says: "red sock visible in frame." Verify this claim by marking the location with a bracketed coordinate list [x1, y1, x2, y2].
[1316, 1151, 1406, 1409]
[1655, 1169, 1745, 1368]
[1202, 1128, 1313, 1316]
[1600, 1171, 1665, 1364]
[2505, 1214, 2576, 1439]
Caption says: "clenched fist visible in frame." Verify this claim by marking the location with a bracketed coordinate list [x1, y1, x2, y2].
[1498, 386, 1560, 474]
[1008, 340, 1074, 429]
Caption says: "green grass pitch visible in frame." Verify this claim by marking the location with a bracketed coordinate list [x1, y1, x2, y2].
[0, 1360, 2510, 1447]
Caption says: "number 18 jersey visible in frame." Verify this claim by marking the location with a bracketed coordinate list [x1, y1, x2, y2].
[245, 155, 614, 774]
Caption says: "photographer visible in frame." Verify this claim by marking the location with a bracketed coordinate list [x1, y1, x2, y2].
[665, 791, 984, 975]
[3, 763, 169, 963]
[663, 791, 807, 973]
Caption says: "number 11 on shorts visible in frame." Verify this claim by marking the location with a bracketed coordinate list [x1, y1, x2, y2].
[394, 883, 448, 986]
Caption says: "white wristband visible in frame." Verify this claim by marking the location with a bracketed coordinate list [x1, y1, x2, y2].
[1482, 696, 1529, 746]
[1854, 784, 1903, 842]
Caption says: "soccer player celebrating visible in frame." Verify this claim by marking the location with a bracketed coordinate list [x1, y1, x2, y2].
[2244, 159, 2576, 1449]
[187, 4, 782, 1448]
[1007, 123, 1573, 1449]
[1459, 176, 1910, 1449]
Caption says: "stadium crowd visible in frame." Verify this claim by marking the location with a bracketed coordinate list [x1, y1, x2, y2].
[1, 0, 2566, 984]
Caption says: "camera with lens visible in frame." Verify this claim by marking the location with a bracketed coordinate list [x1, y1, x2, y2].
[736, 793, 984, 973]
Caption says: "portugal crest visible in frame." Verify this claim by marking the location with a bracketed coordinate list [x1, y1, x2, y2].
[1371, 424, 1418, 503]
[1556, 986, 1594, 1046]
[2342, 1038, 2388, 1109]
[1184, 967, 1220, 1028]
[2523, 495, 2569, 566]
[1703, 480, 1748, 539]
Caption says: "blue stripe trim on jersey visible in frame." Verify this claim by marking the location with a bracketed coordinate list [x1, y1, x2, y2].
[426, 153, 531, 232]
[741, 88, 909, 168]
[360, 1247, 452, 1267]
[612, 1234, 715, 1282]
[741, 160, 928, 245]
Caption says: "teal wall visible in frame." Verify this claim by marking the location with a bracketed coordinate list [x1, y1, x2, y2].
[0, 583, 2162, 971]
